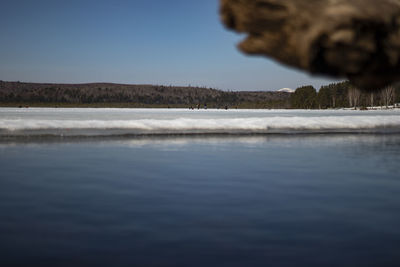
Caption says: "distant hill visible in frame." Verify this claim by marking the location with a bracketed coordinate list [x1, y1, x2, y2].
[0, 81, 291, 108]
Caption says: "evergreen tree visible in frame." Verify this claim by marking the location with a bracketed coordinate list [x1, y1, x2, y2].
[290, 86, 317, 109]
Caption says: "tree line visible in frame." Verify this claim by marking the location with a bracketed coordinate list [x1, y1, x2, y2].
[0, 81, 290, 108]
[290, 81, 400, 109]
[1, 80, 399, 109]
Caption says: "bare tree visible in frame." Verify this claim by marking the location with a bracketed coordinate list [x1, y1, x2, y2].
[380, 86, 395, 108]
[369, 92, 374, 108]
[348, 90, 353, 108]
[348, 87, 361, 109]
[331, 88, 336, 108]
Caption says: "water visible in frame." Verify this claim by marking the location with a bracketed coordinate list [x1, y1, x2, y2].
[1, 108, 400, 266]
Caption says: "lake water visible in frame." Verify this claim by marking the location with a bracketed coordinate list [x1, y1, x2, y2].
[1, 108, 400, 266]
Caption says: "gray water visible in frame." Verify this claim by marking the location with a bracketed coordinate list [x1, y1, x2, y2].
[1, 134, 400, 267]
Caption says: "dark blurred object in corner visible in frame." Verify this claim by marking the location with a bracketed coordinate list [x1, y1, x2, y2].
[220, 0, 400, 91]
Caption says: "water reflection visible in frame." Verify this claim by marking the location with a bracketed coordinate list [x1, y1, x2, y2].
[2, 133, 400, 149]
[0, 134, 400, 266]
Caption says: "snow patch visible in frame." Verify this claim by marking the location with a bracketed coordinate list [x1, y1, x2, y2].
[277, 88, 295, 93]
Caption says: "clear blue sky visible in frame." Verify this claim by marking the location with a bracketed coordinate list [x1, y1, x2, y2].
[0, 0, 337, 91]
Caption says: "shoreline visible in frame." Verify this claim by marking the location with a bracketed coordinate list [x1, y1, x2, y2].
[0, 102, 279, 109]
[0, 103, 398, 110]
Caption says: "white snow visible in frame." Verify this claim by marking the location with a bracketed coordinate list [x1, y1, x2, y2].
[1, 108, 399, 136]
[277, 88, 295, 93]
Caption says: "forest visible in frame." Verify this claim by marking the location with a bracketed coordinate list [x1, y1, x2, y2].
[0, 81, 290, 109]
[290, 81, 400, 109]
[0, 80, 399, 109]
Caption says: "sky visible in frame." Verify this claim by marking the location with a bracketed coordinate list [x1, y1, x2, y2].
[0, 0, 338, 91]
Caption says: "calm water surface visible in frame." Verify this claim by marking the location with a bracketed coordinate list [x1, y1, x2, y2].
[0, 134, 400, 266]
